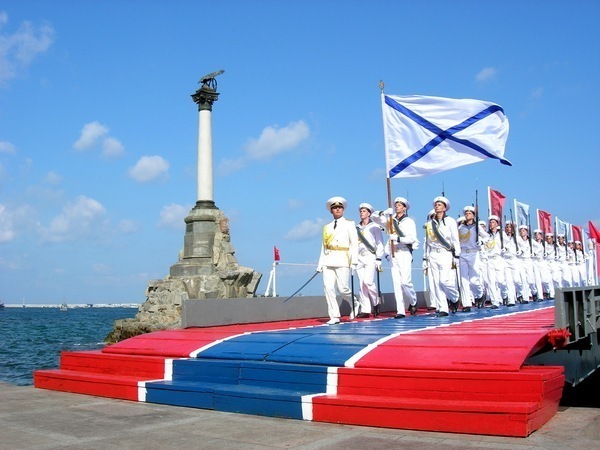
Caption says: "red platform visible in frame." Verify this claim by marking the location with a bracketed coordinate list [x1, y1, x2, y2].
[34, 304, 564, 437]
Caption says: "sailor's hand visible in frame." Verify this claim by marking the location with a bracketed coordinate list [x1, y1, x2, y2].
[422, 259, 429, 270]
[351, 264, 357, 276]
[412, 240, 420, 250]
[316, 266, 323, 273]
[389, 233, 398, 242]
[516, 250, 523, 256]
[384, 207, 393, 216]
[375, 259, 382, 271]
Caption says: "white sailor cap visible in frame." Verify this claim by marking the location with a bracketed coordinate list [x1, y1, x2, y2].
[358, 203, 374, 214]
[557, 234, 565, 238]
[326, 196, 347, 211]
[505, 220, 513, 225]
[457, 216, 466, 224]
[575, 240, 582, 244]
[463, 205, 475, 214]
[427, 209, 435, 219]
[533, 228, 543, 234]
[518, 224, 528, 230]
[545, 233, 554, 238]
[433, 196, 450, 211]
[394, 197, 410, 210]
[478, 220, 487, 227]
[488, 214, 500, 223]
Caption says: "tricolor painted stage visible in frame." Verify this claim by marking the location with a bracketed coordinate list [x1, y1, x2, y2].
[34, 301, 566, 437]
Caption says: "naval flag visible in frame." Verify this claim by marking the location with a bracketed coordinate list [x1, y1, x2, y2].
[488, 187, 506, 218]
[537, 209, 552, 234]
[382, 94, 511, 178]
[514, 199, 530, 228]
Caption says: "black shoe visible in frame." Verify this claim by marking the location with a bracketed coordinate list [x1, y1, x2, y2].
[507, 303, 516, 307]
[502, 297, 508, 306]
[373, 304, 380, 317]
[475, 297, 484, 308]
[408, 304, 418, 316]
[516, 295, 524, 304]
[491, 305, 499, 309]
[394, 313, 405, 319]
[437, 311, 449, 317]
[462, 307, 471, 313]
[356, 313, 370, 319]
[449, 302, 458, 313]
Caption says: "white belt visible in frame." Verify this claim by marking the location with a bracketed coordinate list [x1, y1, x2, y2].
[430, 247, 450, 253]
[462, 248, 478, 253]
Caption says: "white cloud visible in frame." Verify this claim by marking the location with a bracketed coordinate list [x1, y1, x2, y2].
[216, 157, 245, 176]
[475, 67, 497, 83]
[44, 170, 62, 185]
[74, 121, 109, 151]
[284, 218, 325, 241]
[158, 203, 188, 230]
[217, 120, 310, 175]
[102, 136, 125, 158]
[38, 195, 107, 243]
[0, 204, 15, 243]
[287, 199, 305, 211]
[530, 86, 544, 100]
[245, 120, 310, 160]
[0, 141, 16, 153]
[128, 155, 169, 182]
[0, 12, 54, 86]
[0, 203, 35, 243]
[118, 219, 139, 234]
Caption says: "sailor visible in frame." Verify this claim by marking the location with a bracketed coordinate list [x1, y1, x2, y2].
[355, 203, 384, 317]
[422, 209, 439, 311]
[516, 224, 537, 301]
[457, 205, 487, 311]
[532, 229, 551, 300]
[555, 234, 572, 288]
[567, 240, 579, 287]
[477, 220, 491, 307]
[378, 197, 420, 318]
[316, 197, 359, 325]
[502, 221, 523, 306]
[424, 196, 460, 316]
[574, 241, 588, 287]
[545, 233, 561, 292]
[484, 215, 508, 309]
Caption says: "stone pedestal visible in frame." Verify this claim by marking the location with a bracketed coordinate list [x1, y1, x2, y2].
[105, 206, 262, 343]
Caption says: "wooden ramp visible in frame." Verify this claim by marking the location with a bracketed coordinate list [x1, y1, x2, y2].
[34, 301, 564, 437]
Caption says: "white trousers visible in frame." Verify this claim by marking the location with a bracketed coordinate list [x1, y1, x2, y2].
[428, 249, 459, 313]
[322, 266, 353, 319]
[486, 256, 507, 307]
[356, 254, 377, 313]
[390, 248, 417, 315]
[459, 250, 483, 307]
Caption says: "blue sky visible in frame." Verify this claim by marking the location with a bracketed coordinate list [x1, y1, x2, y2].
[1, 1, 599, 304]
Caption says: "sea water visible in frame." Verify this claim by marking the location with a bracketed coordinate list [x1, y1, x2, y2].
[0, 306, 137, 386]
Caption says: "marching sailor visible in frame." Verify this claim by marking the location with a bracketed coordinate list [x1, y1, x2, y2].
[532, 229, 551, 300]
[377, 197, 420, 318]
[484, 215, 508, 309]
[502, 221, 522, 306]
[355, 203, 384, 317]
[574, 241, 588, 287]
[517, 224, 537, 301]
[316, 197, 359, 325]
[555, 234, 572, 288]
[424, 196, 460, 316]
[457, 205, 487, 311]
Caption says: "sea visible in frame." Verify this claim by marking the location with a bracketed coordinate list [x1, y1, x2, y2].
[0, 306, 138, 386]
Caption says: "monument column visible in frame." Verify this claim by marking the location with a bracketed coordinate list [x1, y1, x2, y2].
[170, 71, 224, 277]
[191, 74, 221, 209]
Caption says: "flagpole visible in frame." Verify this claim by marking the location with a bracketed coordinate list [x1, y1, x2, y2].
[380, 79, 395, 257]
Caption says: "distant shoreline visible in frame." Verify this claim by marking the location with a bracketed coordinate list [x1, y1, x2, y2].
[2, 304, 140, 309]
